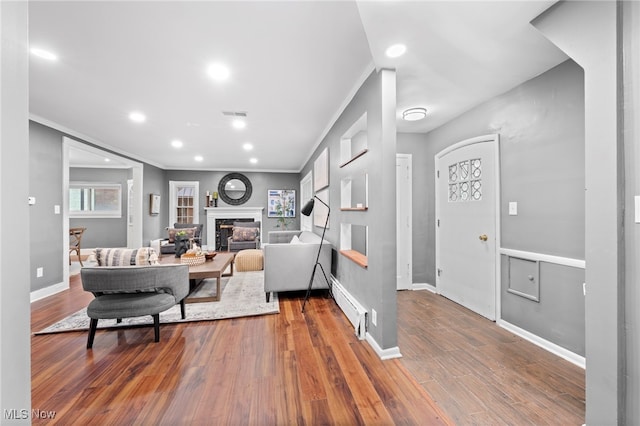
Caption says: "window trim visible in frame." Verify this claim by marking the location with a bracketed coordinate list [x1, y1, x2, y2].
[69, 182, 122, 218]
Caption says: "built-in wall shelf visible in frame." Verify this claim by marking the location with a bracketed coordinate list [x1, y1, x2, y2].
[340, 207, 368, 211]
[340, 249, 368, 268]
[339, 148, 368, 168]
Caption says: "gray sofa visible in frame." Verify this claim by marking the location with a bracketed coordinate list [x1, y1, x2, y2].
[81, 264, 189, 348]
[264, 230, 331, 302]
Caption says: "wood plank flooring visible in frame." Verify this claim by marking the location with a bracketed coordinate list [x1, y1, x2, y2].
[31, 274, 450, 425]
[397, 289, 585, 425]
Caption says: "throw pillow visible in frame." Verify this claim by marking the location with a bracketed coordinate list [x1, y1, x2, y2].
[232, 226, 258, 242]
[167, 227, 197, 243]
[94, 247, 159, 266]
[290, 235, 302, 244]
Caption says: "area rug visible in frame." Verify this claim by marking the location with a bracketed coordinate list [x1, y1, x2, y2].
[35, 271, 278, 335]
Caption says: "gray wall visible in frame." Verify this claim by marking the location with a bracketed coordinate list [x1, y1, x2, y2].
[398, 59, 585, 354]
[29, 121, 65, 291]
[69, 167, 129, 248]
[300, 69, 398, 350]
[142, 164, 168, 246]
[1, 0, 31, 418]
[165, 170, 301, 246]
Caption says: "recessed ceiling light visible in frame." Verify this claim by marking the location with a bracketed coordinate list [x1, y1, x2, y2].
[207, 62, 230, 81]
[402, 107, 427, 121]
[171, 140, 184, 148]
[104, 158, 111, 163]
[232, 119, 246, 129]
[249, 158, 258, 164]
[385, 43, 407, 58]
[194, 155, 204, 162]
[129, 111, 146, 123]
[243, 143, 253, 151]
[30, 47, 58, 61]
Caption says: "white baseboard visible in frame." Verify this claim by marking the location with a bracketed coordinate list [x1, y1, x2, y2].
[365, 333, 402, 360]
[30, 281, 68, 303]
[412, 282, 436, 293]
[497, 319, 586, 369]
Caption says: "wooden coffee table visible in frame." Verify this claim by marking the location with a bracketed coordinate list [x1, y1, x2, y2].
[159, 252, 234, 303]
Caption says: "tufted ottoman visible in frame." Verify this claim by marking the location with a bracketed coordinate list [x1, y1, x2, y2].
[235, 249, 264, 272]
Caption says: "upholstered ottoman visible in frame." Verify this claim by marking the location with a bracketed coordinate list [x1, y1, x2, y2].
[235, 249, 264, 272]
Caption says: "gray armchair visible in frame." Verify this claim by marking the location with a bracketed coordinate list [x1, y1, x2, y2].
[227, 221, 261, 252]
[161, 223, 203, 255]
[81, 264, 189, 349]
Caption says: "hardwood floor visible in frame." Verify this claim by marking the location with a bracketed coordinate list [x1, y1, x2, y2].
[31, 274, 450, 425]
[397, 290, 585, 425]
[31, 272, 585, 425]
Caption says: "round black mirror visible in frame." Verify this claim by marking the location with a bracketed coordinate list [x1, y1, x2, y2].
[218, 173, 252, 205]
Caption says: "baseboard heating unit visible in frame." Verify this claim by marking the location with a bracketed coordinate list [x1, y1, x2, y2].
[331, 277, 367, 340]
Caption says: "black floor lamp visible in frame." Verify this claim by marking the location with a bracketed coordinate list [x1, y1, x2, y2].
[300, 195, 332, 313]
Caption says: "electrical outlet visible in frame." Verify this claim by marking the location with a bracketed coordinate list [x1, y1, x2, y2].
[371, 309, 377, 326]
[36, 267, 44, 278]
[54, 205, 61, 214]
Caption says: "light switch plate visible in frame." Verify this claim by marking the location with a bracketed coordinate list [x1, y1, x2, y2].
[509, 201, 518, 216]
[28, 196, 36, 205]
[636, 196, 640, 223]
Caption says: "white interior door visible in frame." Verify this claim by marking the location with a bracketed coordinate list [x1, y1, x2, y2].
[397, 154, 412, 290]
[435, 135, 499, 320]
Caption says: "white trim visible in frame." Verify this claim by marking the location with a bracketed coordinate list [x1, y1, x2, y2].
[30, 282, 68, 303]
[498, 319, 586, 369]
[32, 114, 165, 169]
[412, 283, 437, 293]
[63, 137, 144, 288]
[499, 248, 586, 269]
[205, 207, 264, 248]
[396, 153, 413, 290]
[169, 181, 200, 227]
[365, 333, 402, 360]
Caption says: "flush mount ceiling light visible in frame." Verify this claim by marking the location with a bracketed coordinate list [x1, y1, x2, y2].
[194, 155, 204, 162]
[249, 158, 258, 164]
[207, 62, 230, 81]
[243, 143, 253, 151]
[171, 140, 184, 148]
[30, 47, 58, 61]
[402, 107, 427, 121]
[385, 43, 407, 58]
[232, 119, 246, 129]
[128, 111, 146, 123]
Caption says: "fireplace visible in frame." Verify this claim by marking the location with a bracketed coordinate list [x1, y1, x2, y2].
[205, 207, 264, 251]
[215, 218, 254, 251]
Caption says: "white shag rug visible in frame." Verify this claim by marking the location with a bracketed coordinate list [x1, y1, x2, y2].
[35, 271, 278, 334]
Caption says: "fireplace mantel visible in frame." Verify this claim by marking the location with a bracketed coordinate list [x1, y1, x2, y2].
[205, 207, 264, 249]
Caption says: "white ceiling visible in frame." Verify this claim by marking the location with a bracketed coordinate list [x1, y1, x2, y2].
[29, 1, 567, 172]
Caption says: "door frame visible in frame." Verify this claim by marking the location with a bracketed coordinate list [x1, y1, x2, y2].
[434, 134, 501, 320]
[63, 136, 144, 285]
[396, 153, 413, 290]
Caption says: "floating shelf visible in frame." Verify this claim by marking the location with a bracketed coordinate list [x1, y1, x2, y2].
[339, 148, 368, 168]
[340, 207, 368, 211]
[340, 249, 368, 268]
